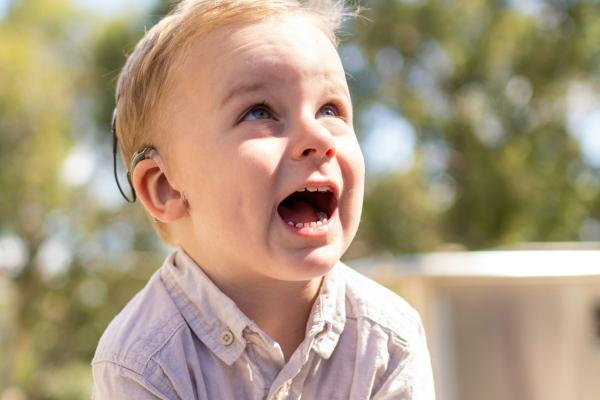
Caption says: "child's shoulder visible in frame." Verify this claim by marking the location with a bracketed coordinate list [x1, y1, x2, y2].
[92, 268, 187, 374]
[338, 262, 424, 342]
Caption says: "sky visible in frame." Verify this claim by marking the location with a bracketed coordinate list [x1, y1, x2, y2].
[0, 0, 9, 18]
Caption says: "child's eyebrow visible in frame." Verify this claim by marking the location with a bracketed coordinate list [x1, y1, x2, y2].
[219, 74, 351, 108]
[220, 81, 270, 107]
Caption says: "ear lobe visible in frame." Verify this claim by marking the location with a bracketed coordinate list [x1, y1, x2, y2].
[131, 158, 188, 223]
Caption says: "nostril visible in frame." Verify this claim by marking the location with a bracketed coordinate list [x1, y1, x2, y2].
[300, 148, 335, 158]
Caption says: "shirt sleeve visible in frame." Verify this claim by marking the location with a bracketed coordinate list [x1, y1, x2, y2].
[372, 322, 436, 400]
[91, 361, 172, 400]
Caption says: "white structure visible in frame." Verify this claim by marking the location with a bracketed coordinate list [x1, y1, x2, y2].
[352, 245, 600, 400]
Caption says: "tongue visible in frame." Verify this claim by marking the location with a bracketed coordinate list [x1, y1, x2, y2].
[278, 200, 319, 223]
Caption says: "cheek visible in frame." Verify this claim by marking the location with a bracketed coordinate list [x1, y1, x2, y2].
[339, 137, 365, 194]
[337, 137, 365, 229]
[227, 138, 285, 213]
[236, 138, 283, 183]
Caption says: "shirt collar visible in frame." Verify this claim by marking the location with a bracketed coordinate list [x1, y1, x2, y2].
[160, 249, 252, 365]
[305, 261, 346, 359]
[160, 248, 346, 365]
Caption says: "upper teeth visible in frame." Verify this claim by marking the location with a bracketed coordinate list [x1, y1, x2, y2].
[297, 186, 331, 193]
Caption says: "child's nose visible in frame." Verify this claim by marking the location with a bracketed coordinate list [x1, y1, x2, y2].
[291, 118, 337, 162]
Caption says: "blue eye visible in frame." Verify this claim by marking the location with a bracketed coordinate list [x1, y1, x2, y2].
[242, 104, 273, 121]
[318, 104, 340, 118]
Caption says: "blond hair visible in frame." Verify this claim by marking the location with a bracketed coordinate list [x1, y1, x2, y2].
[114, 0, 351, 242]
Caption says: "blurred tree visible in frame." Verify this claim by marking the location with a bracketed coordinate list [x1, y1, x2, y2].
[0, 1, 167, 398]
[345, 0, 600, 256]
[0, 0, 81, 396]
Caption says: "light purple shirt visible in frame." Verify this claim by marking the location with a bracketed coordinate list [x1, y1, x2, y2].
[91, 249, 435, 399]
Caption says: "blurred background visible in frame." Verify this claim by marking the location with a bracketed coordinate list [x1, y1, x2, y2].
[0, 0, 599, 399]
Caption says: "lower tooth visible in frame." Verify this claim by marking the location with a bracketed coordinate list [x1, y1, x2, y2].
[291, 220, 328, 229]
[317, 212, 328, 220]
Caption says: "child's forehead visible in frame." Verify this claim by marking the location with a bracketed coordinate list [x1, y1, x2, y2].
[181, 15, 343, 80]
[184, 13, 333, 61]
[156, 12, 349, 122]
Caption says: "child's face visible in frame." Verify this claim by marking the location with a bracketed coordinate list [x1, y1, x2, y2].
[162, 14, 364, 283]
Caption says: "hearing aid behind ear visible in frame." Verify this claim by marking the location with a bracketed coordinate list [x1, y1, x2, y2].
[112, 106, 164, 203]
[113, 108, 188, 211]
[112, 108, 137, 203]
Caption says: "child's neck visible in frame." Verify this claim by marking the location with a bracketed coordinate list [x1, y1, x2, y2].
[215, 273, 323, 361]
[242, 279, 322, 361]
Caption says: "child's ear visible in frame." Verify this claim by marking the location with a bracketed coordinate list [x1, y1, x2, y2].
[131, 158, 188, 223]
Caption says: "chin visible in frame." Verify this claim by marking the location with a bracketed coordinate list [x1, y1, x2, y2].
[274, 244, 342, 282]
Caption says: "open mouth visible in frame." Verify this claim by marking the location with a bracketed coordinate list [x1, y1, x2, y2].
[277, 186, 337, 229]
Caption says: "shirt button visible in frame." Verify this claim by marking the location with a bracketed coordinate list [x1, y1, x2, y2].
[220, 329, 234, 346]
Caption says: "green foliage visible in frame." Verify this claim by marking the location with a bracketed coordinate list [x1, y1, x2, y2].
[0, 1, 167, 398]
[346, 0, 600, 253]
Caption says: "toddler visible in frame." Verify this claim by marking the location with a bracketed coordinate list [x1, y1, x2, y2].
[92, 0, 435, 398]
